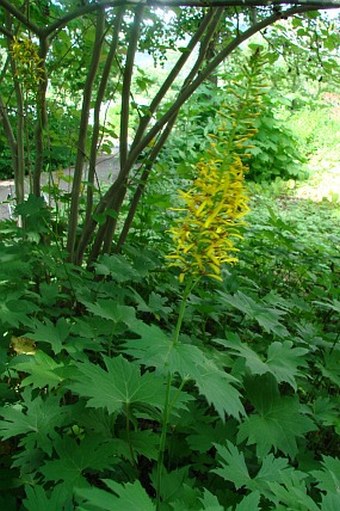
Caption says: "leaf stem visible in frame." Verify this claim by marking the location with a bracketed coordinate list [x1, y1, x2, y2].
[156, 372, 172, 510]
[156, 278, 196, 509]
[173, 278, 195, 346]
[125, 403, 137, 470]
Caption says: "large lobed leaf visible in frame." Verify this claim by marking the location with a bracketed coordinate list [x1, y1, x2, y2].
[215, 333, 308, 390]
[0, 390, 66, 456]
[76, 479, 155, 511]
[68, 354, 166, 415]
[125, 320, 244, 420]
[237, 374, 317, 458]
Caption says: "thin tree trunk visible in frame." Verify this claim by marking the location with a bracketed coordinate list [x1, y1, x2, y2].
[0, 94, 17, 175]
[84, 8, 124, 234]
[76, 10, 215, 263]
[66, 8, 105, 260]
[5, 13, 25, 206]
[33, 37, 49, 197]
[115, 113, 178, 252]
[90, 8, 225, 259]
[113, 10, 225, 251]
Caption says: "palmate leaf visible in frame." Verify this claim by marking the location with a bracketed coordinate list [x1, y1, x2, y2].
[266, 340, 308, 390]
[321, 493, 340, 511]
[9, 350, 65, 389]
[215, 334, 308, 390]
[77, 479, 155, 511]
[0, 390, 65, 456]
[313, 397, 340, 434]
[208, 437, 313, 509]
[0, 294, 38, 327]
[311, 456, 340, 494]
[41, 436, 119, 491]
[80, 299, 136, 327]
[115, 430, 159, 461]
[94, 254, 144, 282]
[229, 492, 261, 511]
[130, 289, 172, 319]
[317, 350, 340, 386]
[68, 355, 166, 414]
[28, 318, 71, 354]
[125, 321, 244, 419]
[199, 489, 224, 511]
[150, 466, 198, 509]
[237, 375, 316, 458]
[213, 441, 251, 490]
[217, 290, 288, 337]
[265, 480, 320, 511]
[254, 453, 298, 487]
[24, 485, 70, 511]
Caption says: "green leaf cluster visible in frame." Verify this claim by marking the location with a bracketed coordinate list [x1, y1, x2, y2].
[0, 143, 339, 511]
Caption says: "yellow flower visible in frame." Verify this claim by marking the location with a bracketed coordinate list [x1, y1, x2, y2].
[10, 36, 45, 91]
[167, 153, 249, 281]
[168, 48, 268, 282]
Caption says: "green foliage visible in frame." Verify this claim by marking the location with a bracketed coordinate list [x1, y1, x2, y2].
[0, 7, 339, 508]
[0, 183, 339, 510]
[245, 94, 307, 181]
[0, 102, 82, 180]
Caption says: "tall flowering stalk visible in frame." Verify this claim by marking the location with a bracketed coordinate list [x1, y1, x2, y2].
[157, 52, 268, 508]
[168, 49, 268, 282]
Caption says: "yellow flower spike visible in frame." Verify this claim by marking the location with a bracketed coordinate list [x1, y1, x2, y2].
[167, 49, 269, 282]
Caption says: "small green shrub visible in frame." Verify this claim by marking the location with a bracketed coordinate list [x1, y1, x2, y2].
[245, 97, 308, 181]
[0, 185, 339, 510]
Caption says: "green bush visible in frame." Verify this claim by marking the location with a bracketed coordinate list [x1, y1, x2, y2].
[288, 104, 340, 156]
[0, 102, 83, 180]
[0, 187, 339, 510]
[245, 96, 308, 181]
[159, 84, 308, 183]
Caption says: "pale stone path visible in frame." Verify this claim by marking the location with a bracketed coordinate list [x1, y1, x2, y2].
[0, 154, 120, 220]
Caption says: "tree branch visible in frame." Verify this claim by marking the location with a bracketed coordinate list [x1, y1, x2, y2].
[0, 0, 42, 35]
[115, 112, 178, 252]
[130, 8, 216, 151]
[5, 12, 25, 206]
[33, 37, 49, 197]
[66, 8, 106, 260]
[100, 8, 225, 254]
[120, 4, 144, 169]
[78, 3, 324, 264]
[0, 93, 17, 161]
[39, 1, 340, 39]
[84, 8, 125, 233]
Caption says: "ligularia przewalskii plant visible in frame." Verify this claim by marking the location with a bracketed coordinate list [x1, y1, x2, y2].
[154, 49, 270, 508]
[167, 49, 268, 283]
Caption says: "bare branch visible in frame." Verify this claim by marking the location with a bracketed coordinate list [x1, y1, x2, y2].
[120, 4, 144, 169]
[0, 0, 42, 36]
[84, 8, 125, 231]
[67, 8, 106, 259]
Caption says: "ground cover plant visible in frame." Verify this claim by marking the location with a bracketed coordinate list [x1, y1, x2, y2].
[0, 164, 339, 510]
[0, 1, 339, 510]
[0, 67, 339, 508]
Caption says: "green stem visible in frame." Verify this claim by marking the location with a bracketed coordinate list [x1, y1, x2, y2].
[156, 372, 172, 511]
[173, 278, 195, 346]
[125, 403, 137, 469]
[156, 278, 196, 509]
